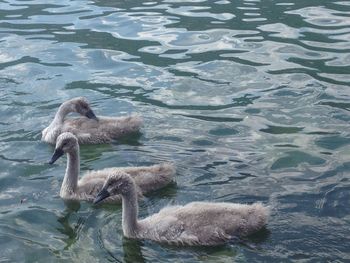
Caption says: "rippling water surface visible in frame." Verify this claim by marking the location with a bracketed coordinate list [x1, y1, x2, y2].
[1, 0, 350, 262]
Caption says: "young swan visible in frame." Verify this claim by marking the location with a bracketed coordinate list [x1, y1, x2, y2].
[42, 97, 142, 144]
[94, 172, 270, 246]
[49, 132, 175, 203]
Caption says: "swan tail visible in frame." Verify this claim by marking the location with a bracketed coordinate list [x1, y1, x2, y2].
[154, 162, 176, 185]
[244, 202, 270, 235]
[119, 114, 143, 133]
[138, 163, 176, 194]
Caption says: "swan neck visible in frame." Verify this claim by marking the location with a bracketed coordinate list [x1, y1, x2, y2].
[53, 102, 72, 123]
[61, 148, 80, 196]
[121, 187, 139, 237]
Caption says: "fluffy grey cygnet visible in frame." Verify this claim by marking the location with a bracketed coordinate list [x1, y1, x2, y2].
[94, 172, 270, 246]
[49, 132, 175, 203]
[42, 97, 142, 144]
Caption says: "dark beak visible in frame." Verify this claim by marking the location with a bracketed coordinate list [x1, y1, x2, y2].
[49, 148, 64, 164]
[85, 109, 98, 121]
[93, 188, 110, 204]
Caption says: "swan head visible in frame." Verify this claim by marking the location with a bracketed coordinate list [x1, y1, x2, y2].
[49, 132, 79, 164]
[65, 97, 98, 121]
[93, 172, 134, 204]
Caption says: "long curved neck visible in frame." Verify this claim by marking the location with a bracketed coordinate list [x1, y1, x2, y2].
[53, 102, 73, 124]
[121, 186, 139, 238]
[60, 147, 80, 196]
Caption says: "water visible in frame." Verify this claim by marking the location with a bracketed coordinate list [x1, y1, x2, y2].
[0, 0, 349, 261]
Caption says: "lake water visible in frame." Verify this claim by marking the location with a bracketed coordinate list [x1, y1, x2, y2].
[0, 0, 349, 262]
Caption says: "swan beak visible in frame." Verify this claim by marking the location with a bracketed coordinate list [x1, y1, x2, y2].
[93, 188, 110, 204]
[85, 109, 98, 121]
[49, 148, 64, 164]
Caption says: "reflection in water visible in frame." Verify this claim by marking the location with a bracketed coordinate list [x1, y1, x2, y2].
[109, 224, 270, 263]
[116, 132, 143, 147]
[56, 201, 82, 250]
[122, 237, 145, 263]
[237, 227, 271, 250]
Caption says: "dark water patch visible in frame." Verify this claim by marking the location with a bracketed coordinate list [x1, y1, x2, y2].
[318, 100, 350, 111]
[315, 135, 350, 150]
[0, 154, 34, 164]
[152, 136, 183, 142]
[229, 159, 244, 163]
[28, 175, 54, 181]
[0, 77, 21, 85]
[0, 56, 71, 70]
[194, 173, 256, 186]
[320, 184, 350, 218]
[244, 108, 261, 114]
[271, 151, 325, 170]
[0, 129, 40, 142]
[20, 164, 49, 178]
[220, 55, 270, 67]
[288, 57, 350, 74]
[320, 151, 332, 155]
[332, 112, 350, 122]
[201, 161, 228, 171]
[185, 148, 206, 153]
[306, 131, 339, 135]
[273, 89, 301, 97]
[191, 139, 214, 146]
[224, 195, 269, 204]
[278, 191, 324, 216]
[169, 68, 231, 85]
[181, 114, 243, 123]
[274, 144, 299, 148]
[193, 172, 217, 184]
[315, 162, 350, 181]
[260, 125, 304, 134]
[235, 163, 249, 169]
[209, 127, 238, 136]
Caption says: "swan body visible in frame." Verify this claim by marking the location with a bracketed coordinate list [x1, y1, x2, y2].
[49, 132, 175, 203]
[94, 172, 270, 246]
[42, 97, 142, 144]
